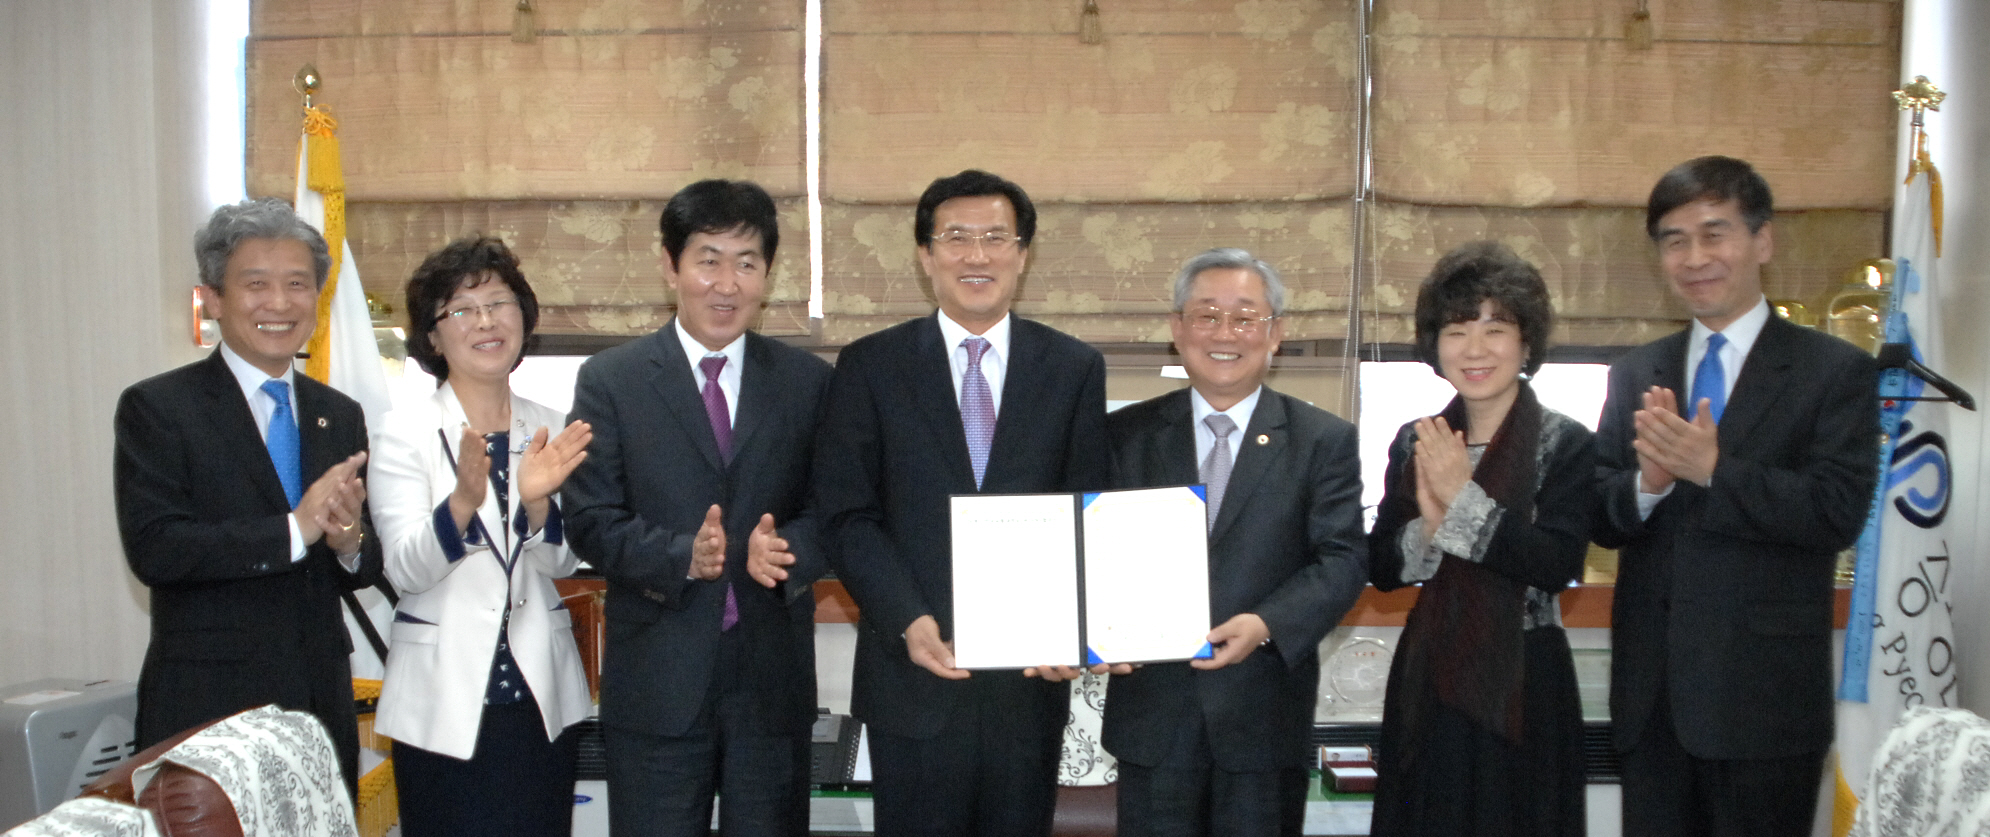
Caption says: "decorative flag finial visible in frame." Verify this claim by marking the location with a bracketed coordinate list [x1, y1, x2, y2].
[1892, 75, 1946, 120]
[294, 64, 321, 110]
[1892, 76, 1946, 256]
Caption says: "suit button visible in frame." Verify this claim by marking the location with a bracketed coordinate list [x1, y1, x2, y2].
[514, 599, 527, 609]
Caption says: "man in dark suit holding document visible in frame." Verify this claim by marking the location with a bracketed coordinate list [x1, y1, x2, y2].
[814, 169, 1110, 837]
[1099, 248, 1368, 837]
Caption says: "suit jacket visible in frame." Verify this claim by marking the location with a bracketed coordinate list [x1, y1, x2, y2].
[1595, 314, 1878, 760]
[1098, 387, 1367, 771]
[815, 313, 1111, 739]
[565, 323, 834, 738]
[113, 350, 384, 762]
[369, 383, 592, 759]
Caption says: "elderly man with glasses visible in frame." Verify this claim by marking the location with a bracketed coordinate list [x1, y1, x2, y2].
[1095, 248, 1368, 837]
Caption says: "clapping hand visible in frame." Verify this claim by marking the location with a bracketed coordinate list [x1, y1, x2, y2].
[447, 425, 489, 534]
[518, 421, 591, 504]
[300, 451, 369, 554]
[746, 514, 795, 588]
[518, 421, 590, 532]
[1633, 386, 1719, 488]
[1411, 416, 1469, 539]
[690, 504, 726, 581]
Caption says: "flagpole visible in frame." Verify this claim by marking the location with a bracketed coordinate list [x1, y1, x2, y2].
[1892, 75, 1946, 256]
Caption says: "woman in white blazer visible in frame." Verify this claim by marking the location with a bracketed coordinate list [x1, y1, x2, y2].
[370, 236, 593, 836]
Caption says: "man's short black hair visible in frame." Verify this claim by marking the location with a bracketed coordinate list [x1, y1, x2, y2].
[913, 169, 1036, 249]
[1414, 241, 1553, 378]
[1646, 156, 1774, 241]
[404, 235, 540, 382]
[659, 179, 779, 270]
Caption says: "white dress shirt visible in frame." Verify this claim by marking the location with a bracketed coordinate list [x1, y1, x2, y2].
[673, 319, 746, 426]
[216, 343, 314, 565]
[1189, 386, 1263, 467]
[936, 311, 1012, 415]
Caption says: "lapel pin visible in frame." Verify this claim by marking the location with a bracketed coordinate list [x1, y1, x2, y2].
[317, 417, 328, 428]
[1256, 434, 1269, 445]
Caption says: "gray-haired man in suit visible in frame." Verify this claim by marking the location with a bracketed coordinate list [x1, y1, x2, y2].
[1098, 248, 1367, 837]
[114, 198, 381, 796]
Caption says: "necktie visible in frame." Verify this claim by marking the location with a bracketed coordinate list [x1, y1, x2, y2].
[1690, 333, 1728, 424]
[960, 337, 996, 489]
[1201, 414, 1237, 532]
[699, 356, 734, 465]
[698, 356, 739, 631]
[260, 379, 303, 508]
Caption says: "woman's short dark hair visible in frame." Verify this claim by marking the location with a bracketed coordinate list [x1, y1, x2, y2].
[1413, 241, 1553, 378]
[404, 236, 540, 382]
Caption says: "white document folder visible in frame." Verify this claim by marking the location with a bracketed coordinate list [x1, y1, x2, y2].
[949, 486, 1212, 669]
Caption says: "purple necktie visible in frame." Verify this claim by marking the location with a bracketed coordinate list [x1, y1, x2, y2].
[960, 337, 995, 489]
[699, 355, 739, 631]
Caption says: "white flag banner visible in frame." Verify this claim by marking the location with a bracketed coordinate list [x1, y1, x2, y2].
[293, 137, 391, 434]
[296, 124, 394, 680]
[1835, 165, 1960, 809]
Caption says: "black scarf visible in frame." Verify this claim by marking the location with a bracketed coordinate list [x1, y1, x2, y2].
[1392, 382, 1541, 749]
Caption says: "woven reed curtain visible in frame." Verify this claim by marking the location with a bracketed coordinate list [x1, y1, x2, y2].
[819, 0, 1362, 346]
[1364, 0, 1901, 347]
[245, 0, 810, 337]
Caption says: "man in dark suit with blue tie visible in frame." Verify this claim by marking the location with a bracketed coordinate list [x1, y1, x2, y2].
[565, 179, 834, 837]
[1098, 249, 1367, 837]
[114, 198, 382, 795]
[1595, 156, 1879, 837]
[815, 169, 1111, 837]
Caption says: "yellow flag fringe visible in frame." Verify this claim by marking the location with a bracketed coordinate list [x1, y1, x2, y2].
[1831, 753, 1859, 837]
[301, 105, 346, 383]
[1903, 129, 1944, 258]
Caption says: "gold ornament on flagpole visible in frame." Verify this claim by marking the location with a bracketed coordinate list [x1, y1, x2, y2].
[1893, 76, 1946, 256]
[294, 64, 320, 110]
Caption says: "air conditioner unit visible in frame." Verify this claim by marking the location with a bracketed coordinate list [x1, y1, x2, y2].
[0, 679, 137, 829]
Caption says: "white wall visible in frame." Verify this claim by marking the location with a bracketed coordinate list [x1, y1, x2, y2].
[1904, 0, 1990, 715]
[0, 0, 208, 687]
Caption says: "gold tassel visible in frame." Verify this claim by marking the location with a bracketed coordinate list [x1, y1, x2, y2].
[1079, 0, 1103, 45]
[512, 0, 537, 44]
[1625, 0, 1652, 51]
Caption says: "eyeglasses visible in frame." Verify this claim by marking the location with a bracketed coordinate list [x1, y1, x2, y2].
[1179, 307, 1277, 335]
[930, 230, 1021, 254]
[436, 298, 519, 325]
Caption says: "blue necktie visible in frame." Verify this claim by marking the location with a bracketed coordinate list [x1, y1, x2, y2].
[1690, 333, 1728, 424]
[260, 379, 303, 507]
